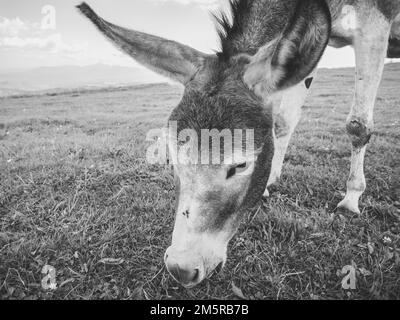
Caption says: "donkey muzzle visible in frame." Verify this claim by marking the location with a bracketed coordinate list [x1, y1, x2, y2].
[164, 247, 205, 288]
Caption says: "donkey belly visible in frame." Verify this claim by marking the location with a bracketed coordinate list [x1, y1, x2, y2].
[327, 1, 358, 48]
[327, 2, 400, 57]
[388, 14, 400, 58]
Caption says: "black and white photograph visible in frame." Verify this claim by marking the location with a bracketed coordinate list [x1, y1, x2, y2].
[0, 0, 400, 303]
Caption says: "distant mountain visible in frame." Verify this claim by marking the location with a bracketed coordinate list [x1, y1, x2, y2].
[0, 64, 167, 97]
[1, 62, 398, 98]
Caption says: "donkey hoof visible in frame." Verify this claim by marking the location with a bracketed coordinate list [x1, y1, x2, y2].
[334, 206, 358, 220]
[336, 198, 361, 215]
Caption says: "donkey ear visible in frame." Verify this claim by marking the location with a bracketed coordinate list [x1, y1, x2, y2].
[77, 2, 208, 84]
[243, 0, 331, 94]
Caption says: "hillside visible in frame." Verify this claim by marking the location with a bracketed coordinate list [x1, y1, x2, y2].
[0, 64, 166, 97]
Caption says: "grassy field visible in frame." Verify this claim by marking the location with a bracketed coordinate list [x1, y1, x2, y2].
[0, 64, 399, 300]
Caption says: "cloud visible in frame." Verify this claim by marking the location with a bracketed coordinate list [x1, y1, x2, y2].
[0, 33, 86, 54]
[0, 15, 138, 67]
[0, 17, 31, 36]
[0, 16, 87, 56]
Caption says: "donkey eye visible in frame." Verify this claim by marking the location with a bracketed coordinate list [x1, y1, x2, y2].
[227, 167, 236, 179]
[226, 163, 247, 179]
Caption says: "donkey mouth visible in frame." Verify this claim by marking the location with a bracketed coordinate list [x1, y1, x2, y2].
[181, 269, 201, 288]
[170, 261, 225, 288]
[186, 261, 225, 288]
[175, 268, 203, 289]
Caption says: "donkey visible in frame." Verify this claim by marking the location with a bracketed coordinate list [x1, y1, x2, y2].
[78, 0, 400, 288]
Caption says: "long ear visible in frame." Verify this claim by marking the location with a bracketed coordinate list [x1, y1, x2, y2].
[243, 0, 331, 94]
[77, 2, 208, 84]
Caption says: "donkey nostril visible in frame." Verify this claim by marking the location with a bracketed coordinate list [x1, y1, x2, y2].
[192, 268, 200, 282]
[168, 264, 200, 285]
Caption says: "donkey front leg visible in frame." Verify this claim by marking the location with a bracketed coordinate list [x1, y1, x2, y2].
[337, 10, 392, 214]
[264, 73, 315, 196]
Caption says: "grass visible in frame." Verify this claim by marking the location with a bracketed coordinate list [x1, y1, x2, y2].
[0, 65, 399, 300]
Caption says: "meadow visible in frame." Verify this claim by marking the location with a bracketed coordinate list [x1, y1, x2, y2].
[0, 64, 399, 300]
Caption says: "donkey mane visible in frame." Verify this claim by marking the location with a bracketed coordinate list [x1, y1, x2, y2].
[213, 0, 297, 60]
[213, 0, 253, 59]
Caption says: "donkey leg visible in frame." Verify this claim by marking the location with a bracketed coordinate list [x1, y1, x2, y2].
[267, 75, 316, 188]
[337, 10, 392, 214]
[264, 73, 315, 196]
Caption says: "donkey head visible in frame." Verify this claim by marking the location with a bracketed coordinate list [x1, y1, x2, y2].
[78, 0, 331, 287]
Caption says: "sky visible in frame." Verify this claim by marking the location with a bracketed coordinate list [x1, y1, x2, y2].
[0, 0, 393, 72]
